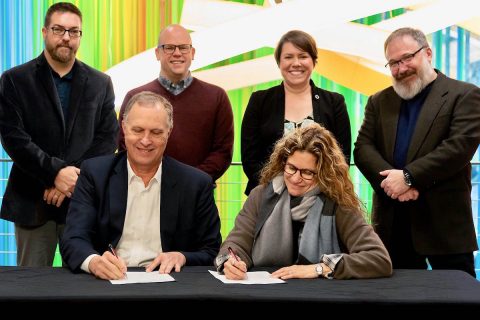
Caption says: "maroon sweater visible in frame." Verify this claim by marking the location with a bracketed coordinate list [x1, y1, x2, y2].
[118, 78, 234, 182]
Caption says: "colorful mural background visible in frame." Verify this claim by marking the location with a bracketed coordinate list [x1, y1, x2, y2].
[0, 0, 478, 277]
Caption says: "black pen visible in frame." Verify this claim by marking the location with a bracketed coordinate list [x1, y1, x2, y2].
[108, 244, 127, 279]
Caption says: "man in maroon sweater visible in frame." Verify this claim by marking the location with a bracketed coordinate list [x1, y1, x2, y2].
[118, 24, 234, 183]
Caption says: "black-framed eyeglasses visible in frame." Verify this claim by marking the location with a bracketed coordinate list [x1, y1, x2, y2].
[158, 44, 192, 54]
[385, 46, 425, 69]
[50, 26, 82, 38]
[284, 163, 317, 180]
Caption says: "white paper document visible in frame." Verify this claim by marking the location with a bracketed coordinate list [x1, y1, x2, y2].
[209, 270, 285, 284]
[110, 272, 175, 285]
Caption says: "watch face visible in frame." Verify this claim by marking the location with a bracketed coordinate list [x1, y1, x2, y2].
[403, 172, 412, 186]
[315, 264, 323, 275]
[216, 253, 229, 266]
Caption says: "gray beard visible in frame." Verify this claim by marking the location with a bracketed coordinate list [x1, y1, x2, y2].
[392, 59, 434, 100]
[393, 76, 425, 100]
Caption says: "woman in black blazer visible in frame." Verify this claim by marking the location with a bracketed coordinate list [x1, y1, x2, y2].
[241, 30, 351, 195]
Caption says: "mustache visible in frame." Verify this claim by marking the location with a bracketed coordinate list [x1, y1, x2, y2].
[395, 69, 416, 81]
[56, 43, 73, 50]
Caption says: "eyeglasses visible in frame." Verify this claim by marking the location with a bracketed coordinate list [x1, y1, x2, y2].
[50, 26, 82, 38]
[284, 163, 317, 180]
[158, 44, 192, 54]
[385, 46, 425, 69]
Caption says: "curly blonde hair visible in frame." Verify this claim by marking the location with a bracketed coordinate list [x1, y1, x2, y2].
[260, 123, 362, 211]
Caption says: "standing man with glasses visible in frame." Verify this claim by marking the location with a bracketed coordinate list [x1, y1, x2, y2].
[354, 27, 480, 277]
[0, 2, 118, 266]
[117, 24, 234, 185]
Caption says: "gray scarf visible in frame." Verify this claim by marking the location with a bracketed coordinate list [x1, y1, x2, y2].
[252, 175, 341, 266]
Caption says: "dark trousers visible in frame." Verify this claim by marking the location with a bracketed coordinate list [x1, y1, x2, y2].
[15, 221, 65, 267]
[389, 208, 476, 278]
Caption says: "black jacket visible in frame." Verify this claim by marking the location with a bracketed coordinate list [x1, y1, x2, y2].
[241, 81, 351, 195]
[0, 53, 118, 226]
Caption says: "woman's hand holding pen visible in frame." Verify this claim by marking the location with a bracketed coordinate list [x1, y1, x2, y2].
[88, 250, 127, 280]
[223, 249, 247, 280]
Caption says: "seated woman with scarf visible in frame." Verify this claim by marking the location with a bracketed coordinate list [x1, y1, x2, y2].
[216, 123, 392, 280]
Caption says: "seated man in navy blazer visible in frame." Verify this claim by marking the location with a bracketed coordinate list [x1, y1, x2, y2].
[60, 91, 221, 280]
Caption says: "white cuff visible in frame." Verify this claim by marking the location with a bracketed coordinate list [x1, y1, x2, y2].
[321, 253, 344, 279]
[81, 254, 100, 273]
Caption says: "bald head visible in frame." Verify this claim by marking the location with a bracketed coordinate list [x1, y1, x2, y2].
[158, 24, 192, 46]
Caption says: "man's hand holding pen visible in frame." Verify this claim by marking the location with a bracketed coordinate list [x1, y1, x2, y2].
[223, 247, 248, 280]
[88, 246, 127, 280]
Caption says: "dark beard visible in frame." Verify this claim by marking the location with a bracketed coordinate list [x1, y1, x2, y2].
[46, 43, 75, 63]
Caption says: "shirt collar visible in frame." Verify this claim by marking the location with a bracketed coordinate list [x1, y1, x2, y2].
[50, 64, 75, 80]
[158, 72, 193, 95]
[127, 159, 163, 186]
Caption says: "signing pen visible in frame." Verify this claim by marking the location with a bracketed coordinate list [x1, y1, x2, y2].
[228, 246, 247, 279]
[108, 244, 127, 279]
[228, 246, 240, 262]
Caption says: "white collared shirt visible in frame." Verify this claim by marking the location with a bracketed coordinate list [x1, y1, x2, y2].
[116, 160, 163, 267]
[80, 160, 163, 273]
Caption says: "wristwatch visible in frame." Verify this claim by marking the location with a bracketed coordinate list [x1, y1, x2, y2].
[215, 253, 230, 273]
[403, 170, 412, 187]
[315, 263, 325, 278]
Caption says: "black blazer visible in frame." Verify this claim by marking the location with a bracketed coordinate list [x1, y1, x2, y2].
[241, 81, 351, 195]
[354, 71, 480, 255]
[60, 153, 222, 272]
[0, 53, 119, 226]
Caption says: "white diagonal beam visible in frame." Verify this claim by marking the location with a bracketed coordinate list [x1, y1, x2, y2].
[106, 0, 433, 106]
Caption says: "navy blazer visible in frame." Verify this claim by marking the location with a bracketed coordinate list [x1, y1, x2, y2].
[60, 153, 222, 272]
[0, 53, 118, 226]
[241, 81, 351, 195]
